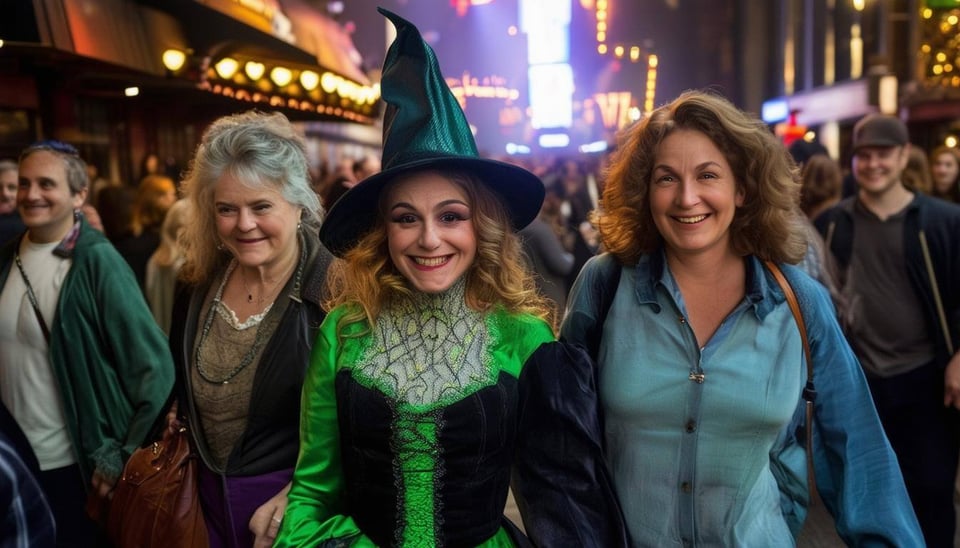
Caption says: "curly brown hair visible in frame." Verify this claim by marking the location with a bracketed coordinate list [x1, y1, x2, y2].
[323, 168, 552, 337]
[597, 90, 807, 265]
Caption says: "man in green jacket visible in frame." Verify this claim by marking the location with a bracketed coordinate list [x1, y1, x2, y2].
[0, 140, 174, 547]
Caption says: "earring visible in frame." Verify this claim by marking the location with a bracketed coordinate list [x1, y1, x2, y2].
[217, 242, 224, 251]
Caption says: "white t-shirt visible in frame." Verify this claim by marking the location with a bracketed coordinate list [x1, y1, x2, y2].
[0, 235, 75, 470]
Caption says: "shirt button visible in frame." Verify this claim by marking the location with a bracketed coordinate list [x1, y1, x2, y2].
[685, 420, 696, 433]
[681, 481, 692, 493]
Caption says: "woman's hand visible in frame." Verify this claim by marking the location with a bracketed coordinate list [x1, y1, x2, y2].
[91, 468, 118, 500]
[249, 482, 291, 547]
[166, 399, 182, 435]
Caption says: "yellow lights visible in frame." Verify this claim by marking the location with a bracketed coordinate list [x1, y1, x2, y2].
[614, 45, 624, 58]
[270, 66, 293, 87]
[922, 5, 960, 88]
[162, 49, 187, 72]
[852, 0, 865, 11]
[215, 57, 239, 79]
[124, 86, 140, 97]
[597, 31, 606, 42]
[300, 70, 320, 91]
[645, 55, 658, 114]
[0, 39, 4, 49]
[245, 61, 266, 80]
[946, 136, 958, 148]
[598, 44, 608, 54]
[630, 46, 641, 62]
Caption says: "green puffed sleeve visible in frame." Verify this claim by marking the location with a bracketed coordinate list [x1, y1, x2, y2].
[275, 306, 375, 547]
[488, 309, 556, 379]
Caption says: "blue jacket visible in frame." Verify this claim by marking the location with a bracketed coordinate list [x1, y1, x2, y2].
[562, 252, 923, 546]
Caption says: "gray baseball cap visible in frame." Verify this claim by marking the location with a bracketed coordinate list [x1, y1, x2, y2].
[852, 114, 908, 151]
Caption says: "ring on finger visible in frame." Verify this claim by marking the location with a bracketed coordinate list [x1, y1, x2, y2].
[272, 516, 282, 524]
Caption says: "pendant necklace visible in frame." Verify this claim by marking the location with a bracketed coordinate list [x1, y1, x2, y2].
[195, 261, 271, 384]
[239, 265, 287, 305]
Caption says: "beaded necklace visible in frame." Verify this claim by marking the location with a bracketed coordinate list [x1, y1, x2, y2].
[194, 249, 303, 384]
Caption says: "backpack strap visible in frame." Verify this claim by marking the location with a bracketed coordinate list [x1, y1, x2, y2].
[764, 260, 816, 497]
[584, 254, 622, 360]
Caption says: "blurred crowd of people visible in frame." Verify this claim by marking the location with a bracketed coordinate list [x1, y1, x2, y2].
[1, 11, 959, 545]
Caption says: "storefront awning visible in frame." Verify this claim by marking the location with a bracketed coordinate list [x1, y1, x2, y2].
[0, 0, 379, 123]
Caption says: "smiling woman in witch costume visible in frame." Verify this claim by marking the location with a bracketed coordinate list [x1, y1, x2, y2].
[275, 9, 626, 548]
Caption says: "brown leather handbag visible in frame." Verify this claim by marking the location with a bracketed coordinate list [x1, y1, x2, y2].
[106, 423, 209, 547]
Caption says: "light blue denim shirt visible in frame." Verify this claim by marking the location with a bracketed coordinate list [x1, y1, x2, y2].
[561, 252, 923, 547]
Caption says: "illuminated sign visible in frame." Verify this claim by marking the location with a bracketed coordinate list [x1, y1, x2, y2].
[593, 91, 633, 129]
[446, 72, 521, 109]
[529, 64, 574, 129]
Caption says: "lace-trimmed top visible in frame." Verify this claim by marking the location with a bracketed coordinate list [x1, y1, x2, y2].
[355, 278, 492, 407]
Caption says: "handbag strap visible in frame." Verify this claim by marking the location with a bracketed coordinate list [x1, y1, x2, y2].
[764, 260, 816, 498]
[14, 250, 51, 343]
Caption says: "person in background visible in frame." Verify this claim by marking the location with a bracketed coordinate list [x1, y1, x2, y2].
[95, 184, 134, 243]
[520, 191, 574, 320]
[796, 154, 842, 295]
[145, 198, 190, 334]
[799, 154, 843, 220]
[815, 113, 960, 547]
[563, 91, 922, 546]
[276, 9, 625, 547]
[114, 174, 178, 289]
[902, 144, 933, 195]
[351, 153, 380, 183]
[0, 159, 25, 246]
[0, 140, 174, 547]
[170, 110, 331, 548]
[930, 145, 960, 203]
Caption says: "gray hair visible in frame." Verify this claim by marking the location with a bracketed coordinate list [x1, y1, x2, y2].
[19, 141, 89, 195]
[179, 110, 321, 283]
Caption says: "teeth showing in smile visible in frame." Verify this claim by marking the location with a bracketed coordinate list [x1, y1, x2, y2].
[676, 214, 707, 224]
[414, 256, 448, 267]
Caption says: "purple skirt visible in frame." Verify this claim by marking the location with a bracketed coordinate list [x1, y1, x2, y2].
[198, 464, 294, 548]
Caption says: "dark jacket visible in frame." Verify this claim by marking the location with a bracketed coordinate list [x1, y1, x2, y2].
[169, 232, 330, 476]
[814, 193, 960, 369]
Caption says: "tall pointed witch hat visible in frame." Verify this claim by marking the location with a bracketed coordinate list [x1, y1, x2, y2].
[319, 7, 545, 257]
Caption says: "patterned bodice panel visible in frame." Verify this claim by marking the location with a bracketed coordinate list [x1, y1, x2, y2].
[335, 371, 518, 547]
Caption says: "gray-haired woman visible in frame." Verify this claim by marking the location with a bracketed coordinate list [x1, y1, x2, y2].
[168, 110, 331, 548]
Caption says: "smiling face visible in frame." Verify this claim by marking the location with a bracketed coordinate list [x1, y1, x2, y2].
[384, 172, 477, 294]
[213, 173, 301, 269]
[852, 145, 908, 198]
[649, 128, 743, 261]
[931, 150, 959, 195]
[17, 150, 87, 243]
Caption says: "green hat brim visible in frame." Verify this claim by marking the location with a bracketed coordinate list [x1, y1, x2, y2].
[319, 155, 545, 258]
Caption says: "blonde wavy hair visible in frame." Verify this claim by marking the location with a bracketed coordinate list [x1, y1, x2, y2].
[597, 90, 807, 265]
[324, 169, 551, 337]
